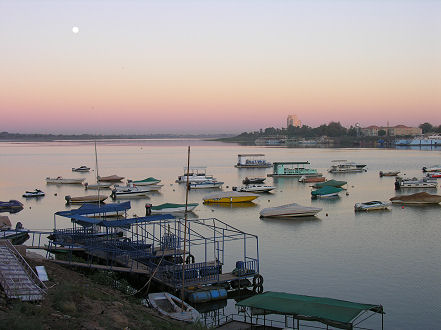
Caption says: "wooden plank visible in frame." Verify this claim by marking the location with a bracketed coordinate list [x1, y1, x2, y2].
[50, 259, 151, 275]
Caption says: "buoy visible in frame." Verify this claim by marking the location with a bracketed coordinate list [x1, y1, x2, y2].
[54, 193, 57, 196]
[226, 186, 229, 188]
[402, 206, 404, 209]
[326, 213, 328, 216]
[346, 192, 349, 196]
[173, 189, 175, 191]
[268, 199, 270, 202]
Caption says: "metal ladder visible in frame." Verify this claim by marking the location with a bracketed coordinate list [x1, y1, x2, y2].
[0, 240, 46, 301]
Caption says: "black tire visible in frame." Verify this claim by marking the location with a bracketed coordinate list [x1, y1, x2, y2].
[185, 254, 195, 264]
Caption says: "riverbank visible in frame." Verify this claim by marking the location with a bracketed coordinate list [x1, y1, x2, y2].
[0, 254, 203, 330]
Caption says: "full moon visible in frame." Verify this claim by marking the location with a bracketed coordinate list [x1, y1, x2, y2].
[72, 26, 79, 34]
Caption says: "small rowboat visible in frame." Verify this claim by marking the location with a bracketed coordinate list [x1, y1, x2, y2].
[46, 177, 85, 184]
[189, 180, 223, 189]
[0, 200, 24, 213]
[84, 182, 113, 190]
[242, 177, 266, 185]
[390, 192, 441, 204]
[23, 189, 45, 198]
[148, 292, 200, 323]
[65, 195, 108, 204]
[233, 184, 275, 193]
[298, 176, 326, 183]
[97, 175, 124, 182]
[72, 165, 90, 172]
[111, 186, 150, 198]
[354, 201, 391, 211]
[260, 203, 322, 218]
[149, 203, 198, 214]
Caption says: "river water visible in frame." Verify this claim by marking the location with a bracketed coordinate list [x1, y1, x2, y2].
[0, 140, 440, 329]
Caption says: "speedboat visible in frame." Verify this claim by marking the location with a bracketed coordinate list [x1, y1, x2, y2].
[422, 165, 441, 172]
[97, 175, 124, 182]
[426, 172, 441, 179]
[65, 195, 108, 204]
[22, 189, 45, 198]
[203, 191, 259, 203]
[390, 192, 441, 204]
[72, 165, 90, 172]
[260, 203, 322, 218]
[111, 186, 151, 198]
[148, 292, 200, 323]
[328, 160, 366, 173]
[394, 177, 437, 190]
[46, 176, 85, 184]
[298, 176, 326, 183]
[242, 177, 266, 185]
[148, 203, 199, 214]
[233, 184, 275, 193]
[311, 186, 343, 198]
[379, 171, 400, 177]
[128, 177, 161, 186]
[354, 201, 391, 212]
[177, 166, 215, 183]
[0, 200, 24, 213]
[189, 180, 223, 189]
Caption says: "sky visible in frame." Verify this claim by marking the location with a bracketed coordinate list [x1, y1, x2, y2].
[1, 0, 440, 134]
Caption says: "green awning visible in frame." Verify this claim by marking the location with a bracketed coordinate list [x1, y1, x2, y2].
[236, 292, 383, 330]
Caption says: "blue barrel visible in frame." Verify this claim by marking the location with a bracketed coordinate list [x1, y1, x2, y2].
[188, 291, 211, 304]
[209, 288, 227, 301]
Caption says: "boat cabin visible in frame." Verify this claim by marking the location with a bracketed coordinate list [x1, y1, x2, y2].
[268, 161, 319, 177]
[235, 154, 272, 168]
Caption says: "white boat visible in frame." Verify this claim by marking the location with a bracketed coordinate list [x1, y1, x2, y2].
[395, 177, 437, 189]
[128, 177, 161, 186]
[84, 182, 113, 190]
[328, 160, 366, 173]
[396, 135, 441, 146]
[148, 292, 200, 323]
[72, 165, 90, 172]
[148, 203, 199, 214]
[426, 172, 441, 179]
[177, 166, 215, 183]
[46, 176, 85, 184]
[97, 175, 124, 182]
[189, 180, 223, 189]
[111, 186, 151, 198]
[22, 189, 45, 198]
[233, 184, 275, 193]
[422, 165, 441, 172]
[234, 153, 272, 168]
[260, 203, 322, 218]
[390, 192, 441, 204]
[354, 201, 391, 212]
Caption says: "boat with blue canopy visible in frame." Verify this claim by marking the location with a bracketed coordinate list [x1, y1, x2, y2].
[311, 186, 343, 198]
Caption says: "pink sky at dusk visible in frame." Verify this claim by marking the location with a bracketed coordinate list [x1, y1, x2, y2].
[1, 1, 440, 134]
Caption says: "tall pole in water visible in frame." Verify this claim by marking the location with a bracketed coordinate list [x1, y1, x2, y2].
[181, 146, 191, 309]
[94, 138, 101, 208]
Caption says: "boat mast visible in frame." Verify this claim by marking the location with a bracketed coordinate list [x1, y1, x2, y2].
[181, 146, 190, 309]
[94, 138, 101, 208]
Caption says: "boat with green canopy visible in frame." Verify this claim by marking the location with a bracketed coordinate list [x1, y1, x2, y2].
[129, 177, 161, 186]
[236, 291, 384, 330]
[311, 186, 343, 197]
[149, 203, 198, 214]
[312, 179, 347, 188]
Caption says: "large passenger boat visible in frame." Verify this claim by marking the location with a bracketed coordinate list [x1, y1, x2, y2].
[395, 135, 441, 146]
[267, 161, 321, 177]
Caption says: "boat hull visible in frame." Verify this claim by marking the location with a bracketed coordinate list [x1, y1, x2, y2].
[203, 196, 258, 203]
[46, 178, 85, 184]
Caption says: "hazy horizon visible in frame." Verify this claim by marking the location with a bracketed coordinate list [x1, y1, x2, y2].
[1, 0, 440, 134]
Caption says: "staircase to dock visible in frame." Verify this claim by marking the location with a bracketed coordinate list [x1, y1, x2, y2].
[0, 240, 46, 301]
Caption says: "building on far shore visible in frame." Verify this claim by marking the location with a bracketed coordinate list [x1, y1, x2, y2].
[361, 125, 422, 137]
[287, 115, 302, 128]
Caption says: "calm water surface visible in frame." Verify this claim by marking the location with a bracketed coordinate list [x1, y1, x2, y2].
[1, 140, 440, 329]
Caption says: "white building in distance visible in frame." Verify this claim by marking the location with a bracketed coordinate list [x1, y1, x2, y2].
[287, 115, 302, 128]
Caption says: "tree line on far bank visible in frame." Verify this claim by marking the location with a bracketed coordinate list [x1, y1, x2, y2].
[233, 121, 441, 141]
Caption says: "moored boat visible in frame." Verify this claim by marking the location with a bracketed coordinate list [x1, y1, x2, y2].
[234, 154, 272, 168]
[72, 165, 91, 172]
[390, 192, 441, 204]
[65, 195, 108, 204]
[394, 177, 437, 190]
[260, 203, 322, 218]
[46, 176, 85, 184]
[97, 175, 124, 182]
[354, 201, 391, 212]
[426, 172, 441, 178]
[298, 176, 326, 183]
[22, 189, 45, 198]
[203, 191, 259, 203]
[128, 177, 161, 186]
[189, 180, 223, 189]
[111, 186, 151, 198]
[268, 161, 321, 177]
[328, 160, 366, 173]
[312, 179, 347, 189]
[0, 216, 29, 245]
[84, 182, 113, 190]
[422, 165, 441, 172]
[233, 184, 275, 193]
[148, 292, 201, 323]
[242, 177, 266, 185]
[311, 186, 343, 198]
[148, 203, 199, 214]
[177, 166, 215, 183]
[379, 171, 400, 177]
[0, 200, 24, 213]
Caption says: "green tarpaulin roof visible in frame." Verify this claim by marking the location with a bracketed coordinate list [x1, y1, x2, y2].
[236, 292, 383, 330]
